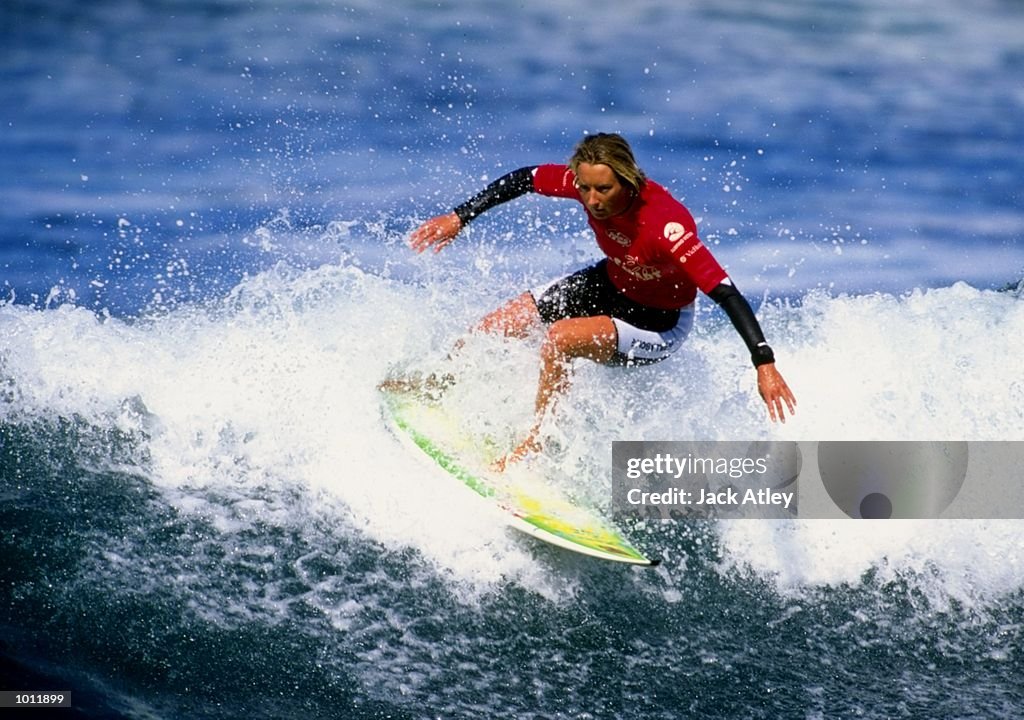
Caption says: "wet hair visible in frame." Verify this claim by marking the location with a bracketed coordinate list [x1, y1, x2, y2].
[568, 133, 647, 193]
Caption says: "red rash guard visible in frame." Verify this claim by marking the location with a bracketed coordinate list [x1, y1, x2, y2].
[532, 164, 729, 310]
[450, 163, 777, 366]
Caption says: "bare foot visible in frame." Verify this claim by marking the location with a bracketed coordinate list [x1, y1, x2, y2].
[491, 432, 542, 473]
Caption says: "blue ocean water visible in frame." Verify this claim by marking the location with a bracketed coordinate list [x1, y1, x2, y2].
[2, 1, 1023, 718]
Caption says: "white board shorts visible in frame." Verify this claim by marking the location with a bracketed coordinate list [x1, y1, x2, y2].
[609, 304, 694, 366]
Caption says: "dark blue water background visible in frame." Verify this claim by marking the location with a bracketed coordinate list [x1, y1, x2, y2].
[3, 0, 1022, 315]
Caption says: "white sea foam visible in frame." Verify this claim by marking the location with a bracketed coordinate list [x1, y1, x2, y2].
[2, 246, 1023, 608]
[717, 519, 1024, 610]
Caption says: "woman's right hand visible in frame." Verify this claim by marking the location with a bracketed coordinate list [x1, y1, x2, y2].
[409, 212, 463, 254]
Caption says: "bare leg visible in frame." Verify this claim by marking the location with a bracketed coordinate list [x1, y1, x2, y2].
[469, 291, 542, 340]
[494, 315, 618, 471]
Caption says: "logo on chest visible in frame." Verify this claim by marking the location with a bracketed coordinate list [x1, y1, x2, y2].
[612, 254, 662, 281]
[607, 229, 632, 247]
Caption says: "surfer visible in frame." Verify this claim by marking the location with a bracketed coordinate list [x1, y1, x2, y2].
[407, 133, 796, 470]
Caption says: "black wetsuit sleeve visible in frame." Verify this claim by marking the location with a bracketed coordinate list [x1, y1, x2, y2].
[453, 166, 537, 225]
[708, 283, 776, 367]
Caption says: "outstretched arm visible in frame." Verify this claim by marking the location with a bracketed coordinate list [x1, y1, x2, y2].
[708, 282, 797, 423]
[409, 166, 537, 253]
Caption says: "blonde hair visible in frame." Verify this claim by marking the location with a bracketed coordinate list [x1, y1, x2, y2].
[569, 133, 647, 193]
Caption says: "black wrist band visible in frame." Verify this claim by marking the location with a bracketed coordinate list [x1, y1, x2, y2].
[751, 343, 775, 367]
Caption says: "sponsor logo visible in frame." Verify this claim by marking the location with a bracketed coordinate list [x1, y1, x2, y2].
[664, 221, 695, 255]
[677, 242, 704, 264]
[664, 222, 687, 242]
[607, 229, 632, 247]
[612, 255, 662, 281]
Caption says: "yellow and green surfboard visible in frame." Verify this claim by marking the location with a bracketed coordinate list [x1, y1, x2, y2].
[380, 389, 656, 566]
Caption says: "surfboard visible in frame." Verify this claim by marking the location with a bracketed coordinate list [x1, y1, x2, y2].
[379, 388, 657, 566]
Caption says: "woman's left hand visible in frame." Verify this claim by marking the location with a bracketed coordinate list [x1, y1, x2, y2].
[756, 363, 797, 423]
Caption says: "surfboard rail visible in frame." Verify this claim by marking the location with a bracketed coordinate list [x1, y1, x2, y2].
[380, 388, 657, 566]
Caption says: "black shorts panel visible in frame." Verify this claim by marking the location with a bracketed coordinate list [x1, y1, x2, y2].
[532, 260, 680, 332]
